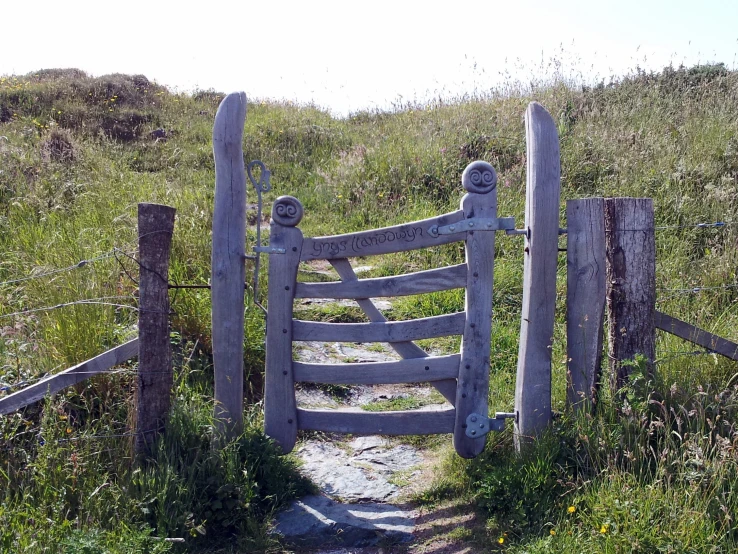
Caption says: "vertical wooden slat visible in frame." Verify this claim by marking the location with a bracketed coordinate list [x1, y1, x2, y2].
[515, 102, 560, 449]
[605, 198, 655, 391]
[136, 203, 176, 454]
[212, 92, 247, 440]
[566, 198, 606, 412]
[264, 196, 304, 453]
[454, 161, 497, 458]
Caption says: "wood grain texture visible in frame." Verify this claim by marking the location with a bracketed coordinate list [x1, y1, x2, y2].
[263, 224, 303, 454]
[293, 354, 461, 384]
[655, 311, 738, 361]
[0, 340, 139, 415]
[302, 210, 465, 260]
[514, 102, 560, 449]
[566, 198, 606, 413]
[294, 264, 467, 299]
[297, 407, 456, 435]
[293, 312, 466, 343]
[136, 203, 176, 454]
[605, 198, 655, 392]
[454, 186, 497, 458]
[212, 92, 247, 440]
[330, 259, 458, 405]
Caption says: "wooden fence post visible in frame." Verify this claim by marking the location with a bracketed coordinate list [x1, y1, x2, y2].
[604, 198, 655, 392]
[136, 203, 176, 454]
[566, 198, 606, 412]
[514, 102, 560, 450]
[212, 92, 247, 441]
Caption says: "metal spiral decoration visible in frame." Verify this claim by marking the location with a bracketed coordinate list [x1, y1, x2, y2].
[272, 195, 304, 227]
[462, 161, 497, 194]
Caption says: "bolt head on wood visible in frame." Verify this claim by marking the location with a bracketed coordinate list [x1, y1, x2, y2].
[462, 161, 497, 194]
[272, 196, 304, 227]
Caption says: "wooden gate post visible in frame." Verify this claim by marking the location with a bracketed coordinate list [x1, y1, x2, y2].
[566, 198, 606, 412]
[136, 203, 176, 454]
[514, 102, 560, 449]
[604, 198, 655, 392]
[212, 92, 247, 441]
[263, 196, 304, 453]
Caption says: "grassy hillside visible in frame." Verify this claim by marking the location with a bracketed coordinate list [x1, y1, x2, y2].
[0, 64, 738, 551]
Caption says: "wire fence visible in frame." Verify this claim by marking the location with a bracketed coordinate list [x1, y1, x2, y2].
[0, 215, 735, 414]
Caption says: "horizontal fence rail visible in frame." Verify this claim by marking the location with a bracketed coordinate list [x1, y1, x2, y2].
[292, 312, 466, 343]
[296, 407, 457, 435]
[655, 311, 738, 361]
[294, 264, 467, 299]
[293, 354, 461, 384]
[0, 339, 139, 415]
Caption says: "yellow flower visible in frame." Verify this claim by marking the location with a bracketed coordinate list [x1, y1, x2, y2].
[567, 506, 576, 514]
[65, 427, 72, 434]
[550, 529, 556, 536]
[497, 537, 504, 544]
[600, 524, 609, 534]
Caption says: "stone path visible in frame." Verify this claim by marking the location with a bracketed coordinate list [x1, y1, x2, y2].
[272, 269, 481, 552]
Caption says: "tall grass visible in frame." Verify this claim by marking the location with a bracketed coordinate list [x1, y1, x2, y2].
[1, 63, 738, 550]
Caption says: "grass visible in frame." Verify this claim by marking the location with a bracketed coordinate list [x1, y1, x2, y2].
[1, 62, 738, 551]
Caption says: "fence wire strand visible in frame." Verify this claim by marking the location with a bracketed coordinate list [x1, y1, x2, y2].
[0, 246, 138, 288]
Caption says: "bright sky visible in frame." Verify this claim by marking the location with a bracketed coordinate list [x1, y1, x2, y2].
[2, 0, 737, 116]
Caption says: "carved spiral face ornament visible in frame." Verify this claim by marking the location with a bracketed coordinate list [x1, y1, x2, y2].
[271, 195, 304, 227]
[462, 161, 498, 194]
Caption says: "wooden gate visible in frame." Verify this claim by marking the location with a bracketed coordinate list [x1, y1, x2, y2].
[263, 102, 560, 458]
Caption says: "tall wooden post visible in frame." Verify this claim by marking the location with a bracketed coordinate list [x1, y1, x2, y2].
[604, 198, 655, 392]
[453, 161, 497, 459]
[566, 198, 606, 412]
[263, 196, 304, 453]
[514, 102, 560, 449]
[212, 92, 248, 441]
[136, 203, 176, 454]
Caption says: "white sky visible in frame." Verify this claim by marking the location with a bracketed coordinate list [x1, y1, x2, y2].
[2, 0, 737, 116]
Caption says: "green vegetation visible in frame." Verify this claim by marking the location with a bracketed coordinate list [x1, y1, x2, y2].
[1, 63, 738, 551]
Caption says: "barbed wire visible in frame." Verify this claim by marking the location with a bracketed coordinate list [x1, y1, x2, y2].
[655, 221, 731, 230]
[0, 246, 138, 288]
[655, 350, 716, 364]
[0, 296, 139, 320]
[657, 283, 738, 302]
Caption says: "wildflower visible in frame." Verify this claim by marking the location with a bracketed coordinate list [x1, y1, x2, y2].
[550, 529, 556, 536]
[600, 524, 609, 534]
[497, 537, 504, 544]
[567, 506, 576, 514]
[65, 427, 72, 434]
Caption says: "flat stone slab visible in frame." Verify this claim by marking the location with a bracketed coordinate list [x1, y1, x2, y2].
[274, 495, 415, 548]
[297, 441, 399, 501]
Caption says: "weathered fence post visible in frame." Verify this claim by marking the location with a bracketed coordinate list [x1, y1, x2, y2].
[604, 198, 655, 392]
[212, 92, 247, 441]
[136, 203, 176, 454]
[566, 198, 606, 412]
[514, 102, 560, 450]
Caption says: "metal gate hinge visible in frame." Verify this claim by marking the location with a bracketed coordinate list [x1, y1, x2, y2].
[429, 216, 515, 237]
[253, 246, 285, 255]
[465, 412, 517, 438]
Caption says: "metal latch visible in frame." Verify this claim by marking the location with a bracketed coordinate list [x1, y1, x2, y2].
[465, 412, 517, 438]
[247, 160, 272, 315]
[429, 217, 515, 237]
[253, 246, 285, 255]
